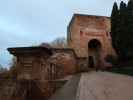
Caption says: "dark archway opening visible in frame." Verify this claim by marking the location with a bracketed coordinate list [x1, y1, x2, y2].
[88, 39, 101, 69]
[88, 39, 101, 50]
[88, 56, 95, 68]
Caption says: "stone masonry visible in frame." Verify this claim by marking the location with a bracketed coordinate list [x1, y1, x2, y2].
[67, 14, 116, 68]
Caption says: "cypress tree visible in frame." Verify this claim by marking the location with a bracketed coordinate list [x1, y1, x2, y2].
[111, 2, 120, 58]
[119, 1, 127, 60]
[126, 0, 133, 59]
[119, 1, 127, 35]
[111, 0, 133, 61]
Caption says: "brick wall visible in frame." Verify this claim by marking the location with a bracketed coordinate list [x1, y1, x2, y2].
[68, 14, 116, 67]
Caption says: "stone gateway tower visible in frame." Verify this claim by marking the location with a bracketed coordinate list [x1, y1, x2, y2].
[67, 14, 115, 68]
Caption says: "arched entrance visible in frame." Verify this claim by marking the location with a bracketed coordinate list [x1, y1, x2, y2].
[88, 39, 101, 69]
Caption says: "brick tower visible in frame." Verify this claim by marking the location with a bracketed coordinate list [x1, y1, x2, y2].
[67, 14, 115, 68]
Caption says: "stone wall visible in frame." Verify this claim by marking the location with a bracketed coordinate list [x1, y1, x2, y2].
[8, 47, 52, 80]
[5, 47, 77, 100]
[76, 57, 88, 72]
[16, 55, 50, 80]
[0, 79, 66, 100]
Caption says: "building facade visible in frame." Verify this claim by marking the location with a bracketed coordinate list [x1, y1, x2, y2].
[67, 14, 116, 68]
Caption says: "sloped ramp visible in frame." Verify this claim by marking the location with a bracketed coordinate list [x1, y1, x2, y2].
[50, 71, 133, 100]
[49, 74, 81, 100]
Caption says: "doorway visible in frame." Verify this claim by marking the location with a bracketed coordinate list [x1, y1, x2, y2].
[88, 56, 94, 68]
[88, 39, 101, 69]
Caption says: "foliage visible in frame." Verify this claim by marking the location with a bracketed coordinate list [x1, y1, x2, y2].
[105, 55, 118, 65]
[111, 2, 120, 58]
[111, 0, 133, 61]
[126, 0, 133, 58]
[50, 37, 68, 48]
[0, 57, 18, 79]
[0, 64, 7, 73]
[0, 64, 12, 79]
[107, 66, 133, 76]
[9, 57, 18, 79]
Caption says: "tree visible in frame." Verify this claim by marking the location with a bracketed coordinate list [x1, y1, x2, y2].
[126, 0, 133, 59]
[0, 64, 7, 73]
[111, 2, 121, 58]
[50, 37, 68, 48]
[118, 1, 128, 60]
[111, 0, 133, 61]
[7, 57, 18, 79]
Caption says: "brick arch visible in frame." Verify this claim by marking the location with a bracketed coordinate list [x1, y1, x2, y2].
[88, 39, 102, 50]
[88, 39, 102, 69]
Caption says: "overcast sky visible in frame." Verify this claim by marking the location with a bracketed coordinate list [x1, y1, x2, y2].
[0, 0, 128, 68]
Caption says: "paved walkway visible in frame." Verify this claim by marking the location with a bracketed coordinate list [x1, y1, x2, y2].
[77, 71, 133, 100]
[50, 71, 133, 100]
[49, 74, 81, 100]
